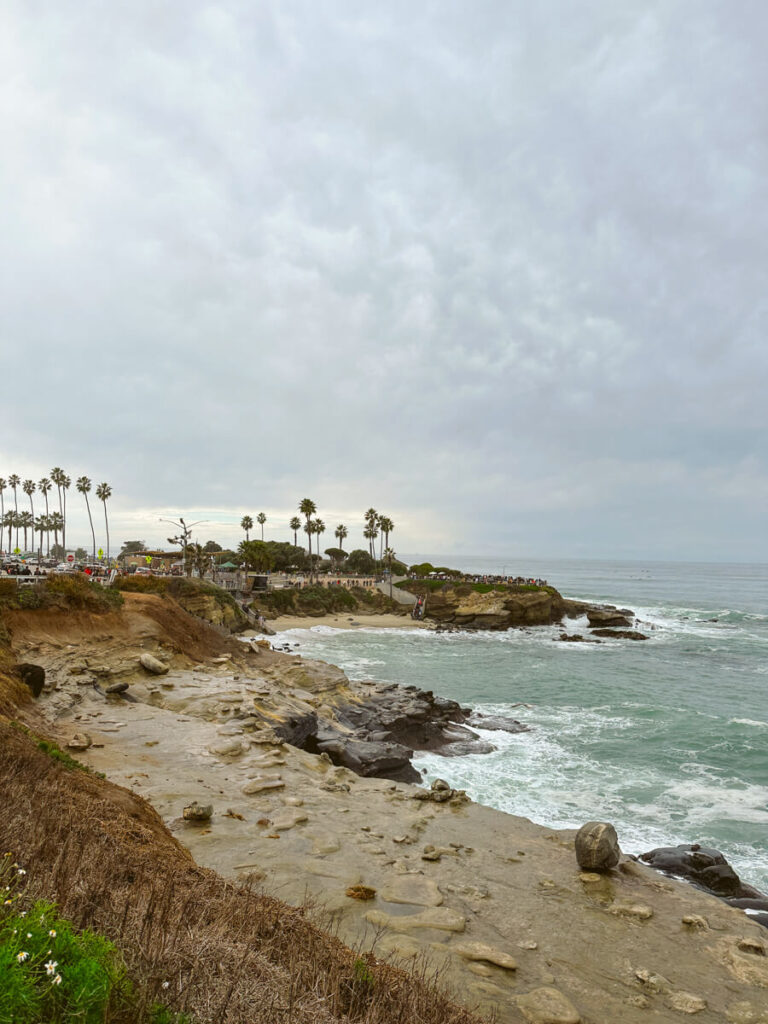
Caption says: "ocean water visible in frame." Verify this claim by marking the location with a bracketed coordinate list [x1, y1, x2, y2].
[273, 559, 768, 893]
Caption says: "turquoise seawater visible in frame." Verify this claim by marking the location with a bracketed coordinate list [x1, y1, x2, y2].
[273, 559, 768, 893]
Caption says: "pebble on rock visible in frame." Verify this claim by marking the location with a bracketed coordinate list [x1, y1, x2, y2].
[66, 733, 92, 751]
[452, 941, 518, 970]
[667, 991, 707, 1014]
[183, 802, 213, 822]
[364, 907, 466, 933]
[516, 986, 581, 1024]
[105, 681, 130, 695]
[346, 885, 377, 900]
[574, 821, 621, 872]
[139, 653, 169, 675]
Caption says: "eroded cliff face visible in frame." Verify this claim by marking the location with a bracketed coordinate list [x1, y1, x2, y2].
[416, 585, 590, 630]
[173, 590, 247, 632]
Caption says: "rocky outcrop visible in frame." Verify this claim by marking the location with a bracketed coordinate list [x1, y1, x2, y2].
[586, 607, 634, 628]
[302, 684, 512, 782]
[412, 584, 622, 631]
[313, 731, 418, 783]
[17, 662, 45, 697]
[640, 843, 768, 927]
[590, 628, 648, 640]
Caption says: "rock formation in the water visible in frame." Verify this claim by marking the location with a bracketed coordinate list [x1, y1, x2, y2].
[405, 583, 597, 630]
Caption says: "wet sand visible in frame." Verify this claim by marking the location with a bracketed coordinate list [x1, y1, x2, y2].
[268, 612, 428, 632]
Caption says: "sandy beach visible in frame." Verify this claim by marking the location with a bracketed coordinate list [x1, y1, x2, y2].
[267, 611, 428, 632]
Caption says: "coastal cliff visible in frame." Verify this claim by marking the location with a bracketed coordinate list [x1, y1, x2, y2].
[404, 581, 591, 630]
[2, 585, 767, 1024]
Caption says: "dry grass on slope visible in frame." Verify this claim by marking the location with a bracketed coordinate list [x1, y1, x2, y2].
[0, 722, 488, 1024]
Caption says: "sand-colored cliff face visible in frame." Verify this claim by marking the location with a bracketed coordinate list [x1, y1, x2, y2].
[411, 584, 590, 629]
[3, 595, 768, 1024]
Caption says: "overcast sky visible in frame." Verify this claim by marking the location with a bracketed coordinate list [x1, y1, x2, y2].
[1, 1, 766, 563]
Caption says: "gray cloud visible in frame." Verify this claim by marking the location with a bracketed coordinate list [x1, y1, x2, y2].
[1, 0, 766, 561]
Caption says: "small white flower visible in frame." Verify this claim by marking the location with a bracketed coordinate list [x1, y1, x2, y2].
[161, 981, 170, 989]
[19, 911, 26, 918]
[48, 929, 57, 938]
[3, 899, 11, 906]
[45, 960, 58, 976]
[52, 973, 62, 985]
[17, 869, 26, 876]
[16, 951, 29, 963]
[26, 932, 32, 938]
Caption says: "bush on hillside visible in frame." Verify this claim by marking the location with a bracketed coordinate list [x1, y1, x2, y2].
[0, 575, 123, 614]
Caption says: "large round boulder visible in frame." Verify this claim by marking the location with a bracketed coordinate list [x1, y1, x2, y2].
[574, 821, 621, 872]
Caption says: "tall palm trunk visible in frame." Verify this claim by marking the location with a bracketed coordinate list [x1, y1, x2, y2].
[102, 501, 110, 563]
[12, 487, 18, 549]
[28, 495, 35, 554]
[62, 488, 67, 553]
[56, 484, 63, 548]
[84, 493, 96, 562]
[43, 492, 50, 554]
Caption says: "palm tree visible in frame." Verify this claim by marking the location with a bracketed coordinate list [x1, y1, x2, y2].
[62, 474, 71, 552]
[0, 478, 5, 554]
[298, 498, 316, 557]
[34, 515, 49, 558]
[334, 524, 348, 552]
[96, 483, 112, 563]
[38, 477, 51, 554]
[8, 475, 20, 549]
[4, 511, 16, 555]
[289, 516, 301, 547]
[314, 519, 326, 560]
[363, 508, 379, 559]
[363, 524, 377, 559]
[49, 512, 64, 554]
[50, 467, 65, 535]
[23, 480, 36, 542]
[240, 515, 253, 542]
[378, 516, 394, 560]
[384, 547, 397, 597]
[19, 511, 33, 552]
[76, 476, 96, 562]
[257, 512, 267, 540]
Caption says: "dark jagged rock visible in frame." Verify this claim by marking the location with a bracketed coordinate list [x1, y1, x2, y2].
[590, 628, 649, 640]
[586, 607, 634, 628]
[555, 633, 602, 644]
[272, 711, 318, 748]
[640, 843, 749, 899]
[468, 712, 531, 733]
[281, 682, 515, 783]
[106, 681, 130, 694]
[18, 663, 45, 698]
[314, 735, 418, 783]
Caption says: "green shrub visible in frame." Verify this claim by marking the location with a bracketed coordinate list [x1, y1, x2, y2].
[0, 857, 190, 1024]
[0, 575, 123, 614]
